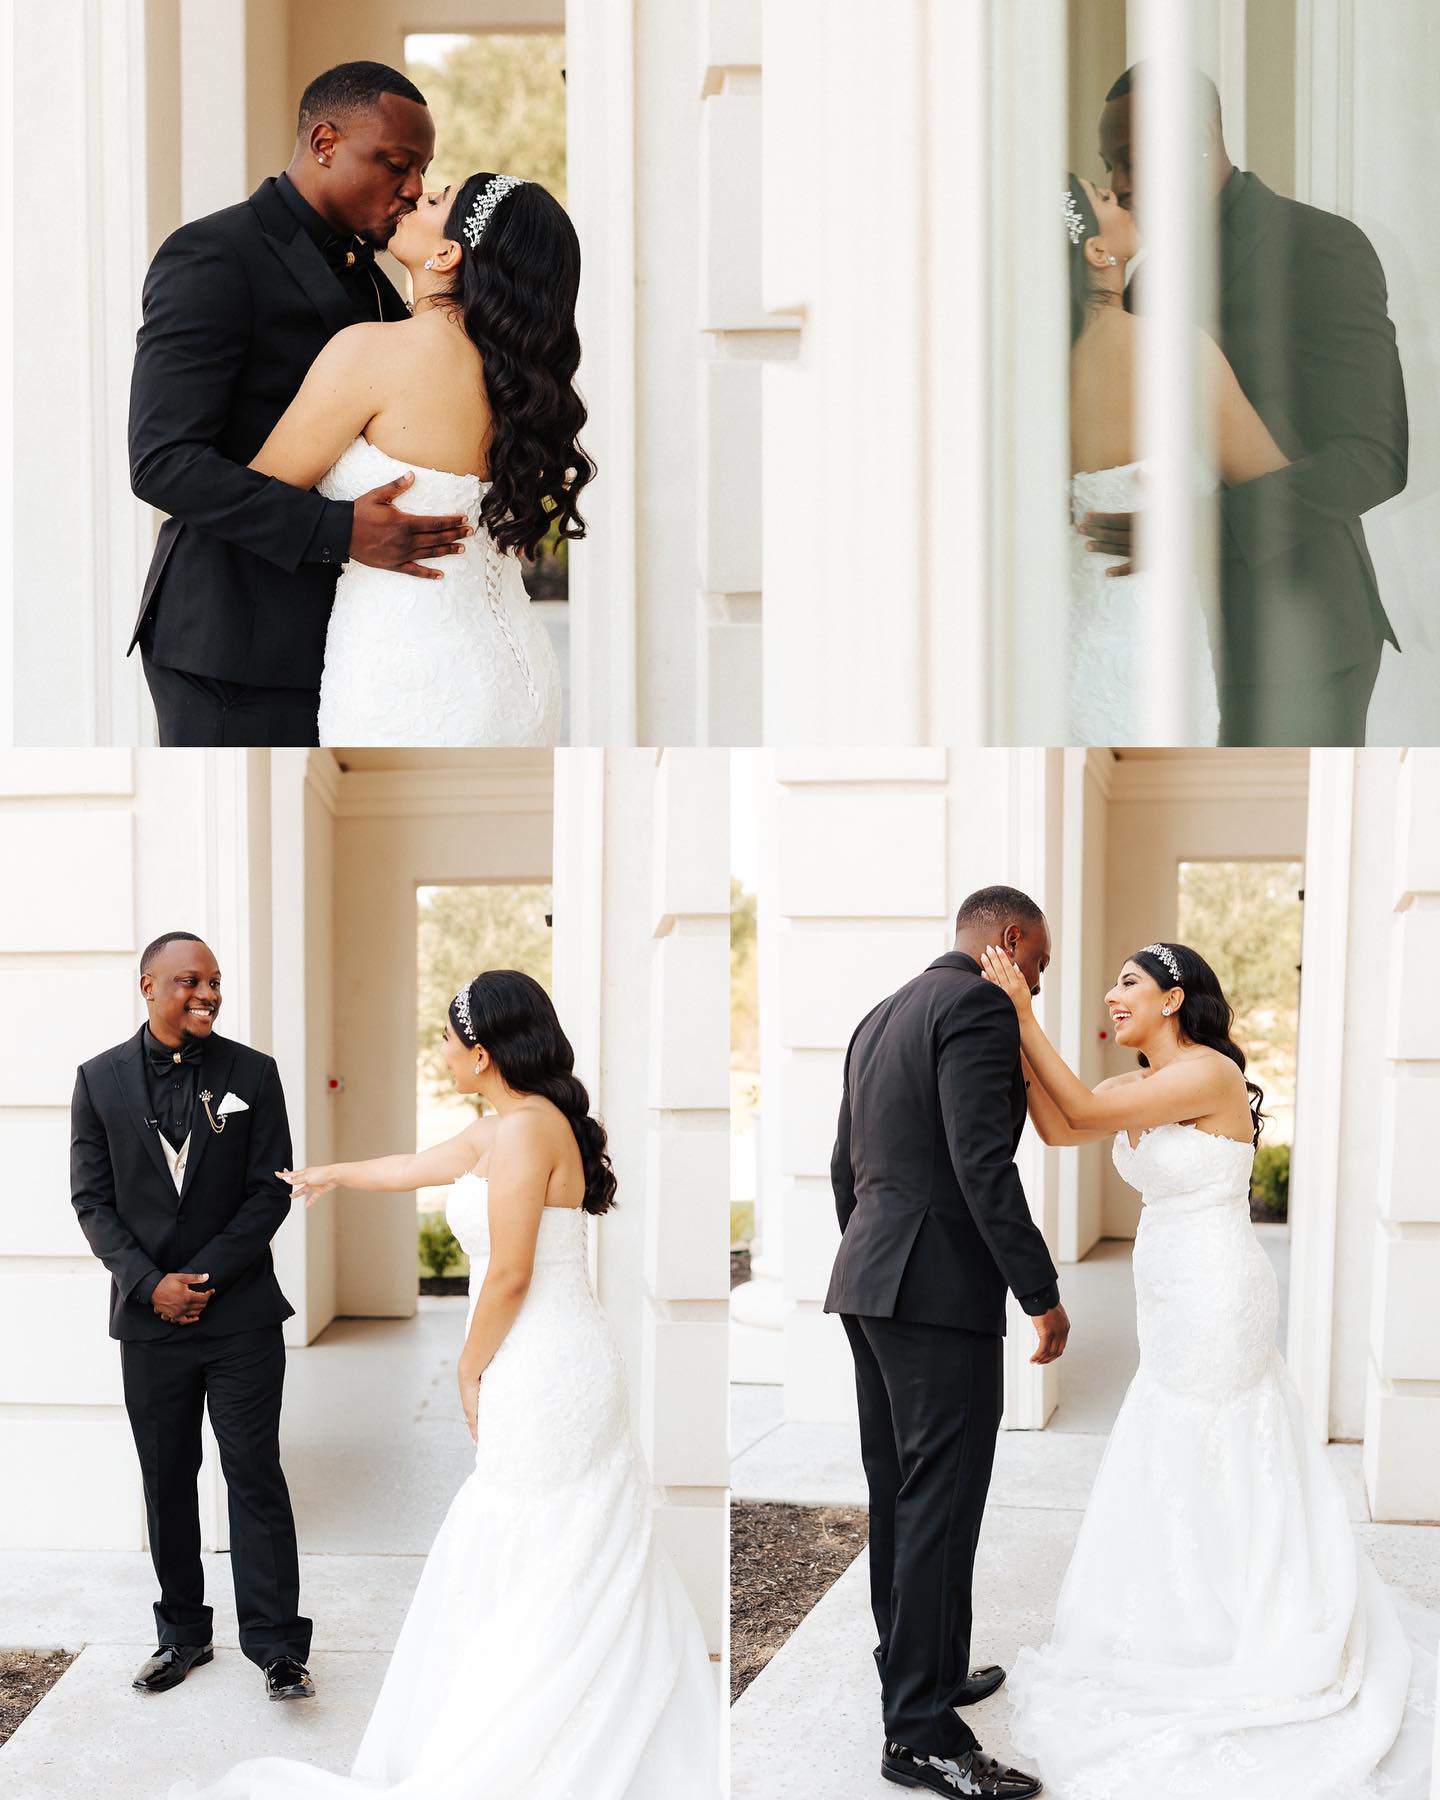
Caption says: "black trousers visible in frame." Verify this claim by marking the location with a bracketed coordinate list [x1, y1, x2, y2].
[842, 1314, 1004, 1759]
[142, 648, 320, 747]
[120, 1324, 311, 1666]
[1218, 644, 1382, 747]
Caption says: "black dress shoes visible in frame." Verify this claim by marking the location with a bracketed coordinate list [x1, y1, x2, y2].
[132, 1644, 213, 1693]
[954, 1664, 1007, 1707]
[264, 1656, 316, 1700]
[882, 1740, 1043, 1798]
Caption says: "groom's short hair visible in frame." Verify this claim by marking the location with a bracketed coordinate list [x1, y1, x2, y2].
[1106, 62, 1223, 123]
[140, 930, 207, 974]
[298, 61, 426, 133]
[954, 886, 1045, 937]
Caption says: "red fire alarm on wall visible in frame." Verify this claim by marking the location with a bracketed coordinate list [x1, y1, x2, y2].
[327, 1076, 345, 1093]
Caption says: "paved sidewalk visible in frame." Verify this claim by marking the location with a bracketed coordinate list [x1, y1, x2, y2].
[0, 1300, 473, 1799]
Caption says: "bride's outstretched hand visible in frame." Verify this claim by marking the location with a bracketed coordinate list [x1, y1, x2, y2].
[980, 944, 1034, 1022]
[277, 1166, 336, 1207]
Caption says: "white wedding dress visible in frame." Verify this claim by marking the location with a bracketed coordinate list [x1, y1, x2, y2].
[169, 1176, 719, 1800]
[1008, 1123, 1436, 1800]
[315, 438, 562, 747]
[1068, 463, 1220, 746]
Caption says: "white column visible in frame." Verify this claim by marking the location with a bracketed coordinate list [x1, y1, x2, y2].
[12, 0, 156, 746]
[1364, 748, 1440, 1519]
[697, 1, 791, 746]
[1131, 0, 1209, 744]
[558, 750, 728, 1651]
[761, 1, 1070, 745]
[1299, 0, 1440, 741]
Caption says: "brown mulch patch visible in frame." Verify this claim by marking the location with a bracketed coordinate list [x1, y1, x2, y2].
[0, 1650, 77, 1746]
[419, 1276, 470, 1296]
[730, 1248, 751, 1289]
[730, 1501, 868, 1702]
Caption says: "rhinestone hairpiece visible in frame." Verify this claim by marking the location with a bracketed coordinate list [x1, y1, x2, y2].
[452, 984, 475, 1044]
[462, 174, 526, 250]
[1139, 943, 1183, 986]
[1062, 189, 1088, 247]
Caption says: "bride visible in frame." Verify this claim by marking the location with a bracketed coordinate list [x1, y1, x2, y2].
[1064, 174, 1289, 747]
[169, 970, 718, 1800]
[250, 174, 593, 747]
[978, 939, 1435, 1800]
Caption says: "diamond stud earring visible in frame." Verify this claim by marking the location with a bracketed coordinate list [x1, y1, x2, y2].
[424, 258, 434, 270]
[1107, 254, 1118, 265]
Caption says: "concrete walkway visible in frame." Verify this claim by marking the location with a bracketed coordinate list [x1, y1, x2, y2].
[0, 1299, 474, 1800]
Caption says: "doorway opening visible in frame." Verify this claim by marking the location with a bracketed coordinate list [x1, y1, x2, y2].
[414, 881, 554, 1292]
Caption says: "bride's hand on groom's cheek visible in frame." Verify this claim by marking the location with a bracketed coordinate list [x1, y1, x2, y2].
[980, 946, 1032, 1018]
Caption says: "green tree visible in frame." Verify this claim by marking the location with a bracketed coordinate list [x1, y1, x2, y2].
[1176, 861, 1303, 1134]
[407, 34, 567, 204]
[417, 884, 553, 1110]
[731, 878, 759, 1070]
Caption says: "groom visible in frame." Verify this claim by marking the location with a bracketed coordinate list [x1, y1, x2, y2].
[826, 886, 1067, 1799]
[128, 60, 473, 747]
[1086, 64, 1407, 746]
[70, 932, 315, 1700]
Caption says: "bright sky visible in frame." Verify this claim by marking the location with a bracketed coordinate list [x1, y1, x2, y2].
[404, 33, 472, 65]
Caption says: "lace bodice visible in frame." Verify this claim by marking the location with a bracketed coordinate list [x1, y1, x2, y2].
[1066, 460, 1220, 747]
[314, 437, 562, 748]
[445, 1172, 587, 1270]
[1112, 1120, 1255, 1209]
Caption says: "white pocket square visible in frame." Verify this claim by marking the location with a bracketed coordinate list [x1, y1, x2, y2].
[216, 1091, 249, 1116]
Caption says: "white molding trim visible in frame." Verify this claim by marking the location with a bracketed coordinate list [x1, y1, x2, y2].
[1107, 749, 1310, 804]
[1286, 747, 1355, 1440]
[552, 749, 606, 1287]
[331, 765, 556, 820]
[567, 0, 638, 745]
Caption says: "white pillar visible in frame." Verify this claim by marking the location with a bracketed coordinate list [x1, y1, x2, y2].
[1298, 0, 1440, 741]
[760, 2, 1072, 745]
[1365, 748, 1440, 1519]
[12, 0, 156, 746]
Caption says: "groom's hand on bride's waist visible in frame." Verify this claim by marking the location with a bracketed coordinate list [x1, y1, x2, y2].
[349, 471, 474, 581]
[1029, 1302, 1070, 1365]
[1082, 509, 1138, 577]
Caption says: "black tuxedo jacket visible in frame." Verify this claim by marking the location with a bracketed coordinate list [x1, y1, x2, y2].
[71, 1028, 296, 1342]
[127, 178, 410, 690]
[824, 953, 1058, 1335]
[1215, 172, 1406, 681]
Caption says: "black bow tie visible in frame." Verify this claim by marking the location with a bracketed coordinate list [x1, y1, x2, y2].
[147, 1038, 202, 1076]
[324, 234, 375, 275]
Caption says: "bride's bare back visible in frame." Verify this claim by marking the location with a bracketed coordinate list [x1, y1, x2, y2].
[360, 307, 494, 477]
[1070, 305, 1290, 486]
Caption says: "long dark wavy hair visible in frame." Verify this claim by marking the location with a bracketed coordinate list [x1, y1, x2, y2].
[439, 174, 595, 559]
[449, 969, 617, 1215]
[1065, 173, 1104, 346]
[1129, 942, 1266, 1145]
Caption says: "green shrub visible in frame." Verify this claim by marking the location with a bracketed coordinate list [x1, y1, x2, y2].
[1250, 1142, 1290, 1222]
[418, 1213, 464, 1280]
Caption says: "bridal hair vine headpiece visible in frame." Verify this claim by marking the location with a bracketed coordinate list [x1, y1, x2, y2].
[1062, 189, 1088, 247]
[1139, 943, 1184, 986]
[462, 174, 526, 250]
[452, 983, 476, 1045]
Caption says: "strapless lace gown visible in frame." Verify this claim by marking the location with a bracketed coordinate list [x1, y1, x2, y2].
[1008, 1124, 1436, 1800]
[315, 438, 562, 747]
[170, 1178, 719, 1799]
[1069, 462, 1220, 746]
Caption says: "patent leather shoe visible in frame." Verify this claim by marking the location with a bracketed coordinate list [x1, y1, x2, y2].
[132, 1643, 213, 1694]
[882, 1740, 1042, 1797]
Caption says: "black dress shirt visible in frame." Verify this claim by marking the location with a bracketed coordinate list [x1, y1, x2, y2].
[143, 1026, 200, 1150]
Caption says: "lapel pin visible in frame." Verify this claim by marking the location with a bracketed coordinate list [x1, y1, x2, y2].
[199, 1090, 227, 1134]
